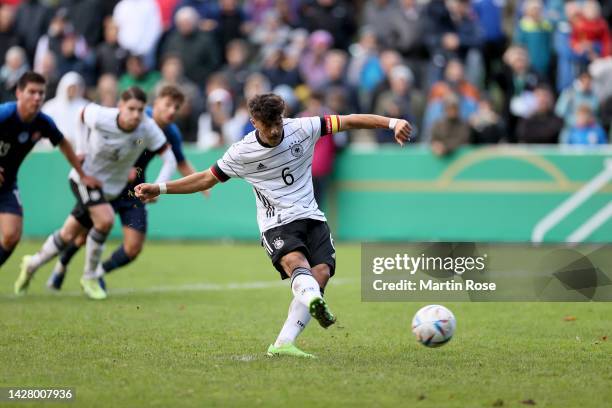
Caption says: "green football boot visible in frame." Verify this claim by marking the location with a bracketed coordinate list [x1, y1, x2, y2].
[80, 277, 107, 300]
[14, 255, 33, 296]
[267, 343, 315, 358]
[309, 297, 336, 328]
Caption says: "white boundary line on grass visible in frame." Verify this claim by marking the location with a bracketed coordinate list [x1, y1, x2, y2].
[2, 278, 357, 299]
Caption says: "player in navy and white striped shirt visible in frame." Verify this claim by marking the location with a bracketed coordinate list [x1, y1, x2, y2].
[135, 93, 412, 358]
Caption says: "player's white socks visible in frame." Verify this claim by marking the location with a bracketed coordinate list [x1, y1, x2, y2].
[290, 267, 321, 308]
[28, 231, 67, 274]
[274, 297, 312, 347]
[83, 229, 108, 279]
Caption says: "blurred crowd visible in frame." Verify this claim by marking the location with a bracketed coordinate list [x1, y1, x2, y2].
[1, 0, 612, 157]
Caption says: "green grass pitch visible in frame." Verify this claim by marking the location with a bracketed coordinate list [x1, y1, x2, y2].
[0, 241, 610, 407]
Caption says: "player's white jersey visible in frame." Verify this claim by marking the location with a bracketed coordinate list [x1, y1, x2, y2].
[211, 116, 331, 233]
[69, 103, 166, 199]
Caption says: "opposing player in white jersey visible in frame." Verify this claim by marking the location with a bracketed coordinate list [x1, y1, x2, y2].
[15, 87, 177, 300]
[135, 94, 411, 357]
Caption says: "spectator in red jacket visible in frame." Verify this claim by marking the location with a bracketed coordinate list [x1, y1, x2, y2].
[570, 0, 611, 61]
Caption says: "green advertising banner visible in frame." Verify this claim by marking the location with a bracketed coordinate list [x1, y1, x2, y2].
[331, 145, 612, 243]
[18, 145, 612, 243]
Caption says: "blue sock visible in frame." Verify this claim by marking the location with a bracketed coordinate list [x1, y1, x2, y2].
[60, 243, 81, 266]
[0, 244, 14, 267]
[102, 245, 132, 274]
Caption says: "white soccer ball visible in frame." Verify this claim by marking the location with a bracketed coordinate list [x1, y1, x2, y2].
[411, 304, 456, 347]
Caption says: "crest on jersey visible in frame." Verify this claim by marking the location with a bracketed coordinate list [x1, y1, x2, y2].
[290, 142, 303, 158]
[32, 132, 41, 142]
[18, 132, 29, 144]
[273, 237, 284, 250]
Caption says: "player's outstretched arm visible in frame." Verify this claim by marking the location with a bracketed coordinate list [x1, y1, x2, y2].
[338, 114, 412, 146]
[134, 169, 219, 203]
[177, 160, 210, 198]
[58, 138, 102, 188]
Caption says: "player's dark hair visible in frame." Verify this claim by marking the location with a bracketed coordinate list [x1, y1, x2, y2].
[157, 85, 185, 106]
[17, 71, 46, 90]
[120, 86, 147, 103]
[248, 93, 285, 126]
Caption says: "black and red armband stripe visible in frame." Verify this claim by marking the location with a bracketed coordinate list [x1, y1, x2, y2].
[320, 115, 341, 137]
[210, 163, 230, 182]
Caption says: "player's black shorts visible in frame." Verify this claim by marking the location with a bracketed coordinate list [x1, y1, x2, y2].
[69, 179, 107, 227]
[70, 181, 147, 233]
[261, 218, 336, 280]
[0, 185, 23, 216]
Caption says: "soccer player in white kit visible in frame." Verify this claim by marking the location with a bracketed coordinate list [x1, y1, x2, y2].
[14, 87, 177, 300]
[135, 94, 411, 357]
